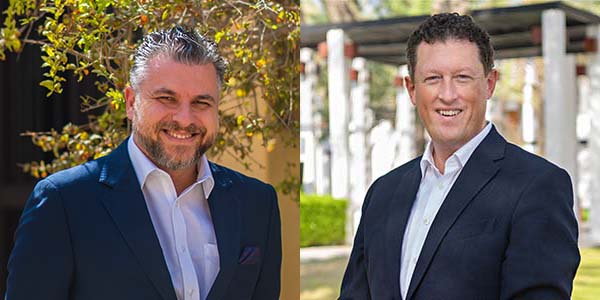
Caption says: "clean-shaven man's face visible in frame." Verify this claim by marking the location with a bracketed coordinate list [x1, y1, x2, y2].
[405, 38, 498, 153]
[125, 55, 220, 171]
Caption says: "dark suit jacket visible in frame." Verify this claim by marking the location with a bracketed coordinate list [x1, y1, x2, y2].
[6, 138, 281, 300]
[340, 126, 580, 300]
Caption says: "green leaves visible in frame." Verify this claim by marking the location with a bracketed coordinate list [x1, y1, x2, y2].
[2, 0, 299, 196]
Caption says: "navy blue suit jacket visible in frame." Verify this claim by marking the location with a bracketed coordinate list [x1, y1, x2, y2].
[340, 126, 580, 300]
[6, 139, 281, 300]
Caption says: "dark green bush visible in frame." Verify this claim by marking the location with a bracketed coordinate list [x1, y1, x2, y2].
[300, 194, 348, 247]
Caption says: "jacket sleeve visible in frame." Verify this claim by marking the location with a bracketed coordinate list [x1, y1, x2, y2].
[251, 184, 282, 300]
[500, 167, 580, 300]
[339, 182, 376, 300]
[6, 179, 74, 300]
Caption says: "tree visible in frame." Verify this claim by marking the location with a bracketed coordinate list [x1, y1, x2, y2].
[0, 0, 299, 194]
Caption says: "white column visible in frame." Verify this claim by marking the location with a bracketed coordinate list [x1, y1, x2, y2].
[348, 57, 368, 241]
[327, 29, 351, 199]
[312, 110, 331, 195]
[588, 26, 600, 244]
[522, 59, 537, 153]
[300, 48, 317, 194]
[542, 10, 578, 218]
[369, 120, 395, 180]
[395, 65, 416, 166]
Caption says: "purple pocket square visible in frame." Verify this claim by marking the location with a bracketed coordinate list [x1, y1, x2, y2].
[239, 246, 261, 265]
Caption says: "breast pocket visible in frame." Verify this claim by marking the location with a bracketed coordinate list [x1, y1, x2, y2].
[445, 218, 496, 241]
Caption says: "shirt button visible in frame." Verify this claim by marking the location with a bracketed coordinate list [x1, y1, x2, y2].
[424, 218, 430, 225]
[188, 289, 194, 296]
[181, 247, 187, 253]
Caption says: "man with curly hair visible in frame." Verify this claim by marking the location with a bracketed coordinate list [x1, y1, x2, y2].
[340, 13, 579, 300]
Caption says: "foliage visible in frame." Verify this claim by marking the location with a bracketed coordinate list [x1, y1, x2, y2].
[570, 247, 600, 300]
[300, 193, 347, 247]
[0, 0, 299, 191]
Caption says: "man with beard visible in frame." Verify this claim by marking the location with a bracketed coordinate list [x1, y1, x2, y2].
[6, 27, 281, 300]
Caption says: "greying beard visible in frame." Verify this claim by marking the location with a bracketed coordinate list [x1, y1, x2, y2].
[132, 123, 214, 171]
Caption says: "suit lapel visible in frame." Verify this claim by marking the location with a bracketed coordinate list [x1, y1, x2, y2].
[384, 161, 422, 298]
[406, 127, 506, 300]
[97, 139, 177, 300]
[206, 163, 241, 300]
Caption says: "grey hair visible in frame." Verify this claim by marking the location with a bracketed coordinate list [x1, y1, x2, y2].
[129, 26, 228, 89]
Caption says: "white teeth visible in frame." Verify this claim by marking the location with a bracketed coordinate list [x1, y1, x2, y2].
[166, 131, 192, 139]
[438, 110, 461, 116]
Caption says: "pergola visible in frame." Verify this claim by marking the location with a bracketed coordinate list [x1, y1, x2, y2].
[301, 1, 600, 64]
[300, 1, 600, 245]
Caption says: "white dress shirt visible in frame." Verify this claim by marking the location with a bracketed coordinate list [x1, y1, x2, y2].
[128, 138, 219, 300]
[399, 122, 492, 299]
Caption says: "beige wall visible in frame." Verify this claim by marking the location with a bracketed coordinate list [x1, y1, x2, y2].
[210, 133, 299, 300]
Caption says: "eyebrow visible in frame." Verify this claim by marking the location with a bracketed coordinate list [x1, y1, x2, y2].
[150, 88, 177, 96]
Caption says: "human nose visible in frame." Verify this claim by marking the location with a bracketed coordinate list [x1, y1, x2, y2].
[172, 103, 195, 127]
[437, 78, 458, 103]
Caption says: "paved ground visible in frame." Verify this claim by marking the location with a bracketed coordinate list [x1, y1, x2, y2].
[300, 245, 351, 263]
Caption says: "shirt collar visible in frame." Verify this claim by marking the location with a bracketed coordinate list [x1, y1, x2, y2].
[420, 122, 493, 177]
[127, 136, 215, 199]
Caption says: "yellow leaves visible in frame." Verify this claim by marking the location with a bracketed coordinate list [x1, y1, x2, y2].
[234, 48, 244, 58]
[111, 100, 121, 110]
[236, 89, 247, 97]
[255, 58, 266, 69]
[107, 88, 125, 111]
[236, 115, 245, 126]
[227, 77, 237, 87]
[1, 27, 22, 53]
[214, 31, 225, 43]
[39, 80, 55, 91]
[3, 0, 299, 184]
[79, 131, 89, 140]
[60, 134, 69, 143]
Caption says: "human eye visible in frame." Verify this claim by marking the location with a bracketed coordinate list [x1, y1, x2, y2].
[193, 99, 211, 108]
[455, 74, 474, 83]
[192, 96, 215, 109]
[156, 95, 175, 102]
[423, 75, 441, 84]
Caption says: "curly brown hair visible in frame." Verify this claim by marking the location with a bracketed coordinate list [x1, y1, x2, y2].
[406, 12, 494, 79]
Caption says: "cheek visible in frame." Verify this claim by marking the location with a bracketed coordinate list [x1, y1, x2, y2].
[202, 110, 219, 128]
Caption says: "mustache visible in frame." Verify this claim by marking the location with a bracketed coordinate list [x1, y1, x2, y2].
[156, 121, 207, 136]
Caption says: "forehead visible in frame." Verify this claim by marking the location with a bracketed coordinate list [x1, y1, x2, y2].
[140, 55, 219, 95]
[414, 39, 484, 73]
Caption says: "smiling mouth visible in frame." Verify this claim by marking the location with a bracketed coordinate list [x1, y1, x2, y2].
[162, 129, 198, 140]
[437, 109, 462, 117]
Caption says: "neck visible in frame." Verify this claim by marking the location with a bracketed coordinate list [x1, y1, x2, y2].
[165, 166, 197, 196]
[431, 145, 457, 174]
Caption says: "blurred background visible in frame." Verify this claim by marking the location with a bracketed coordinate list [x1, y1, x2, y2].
[300, 1, 600, 299]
